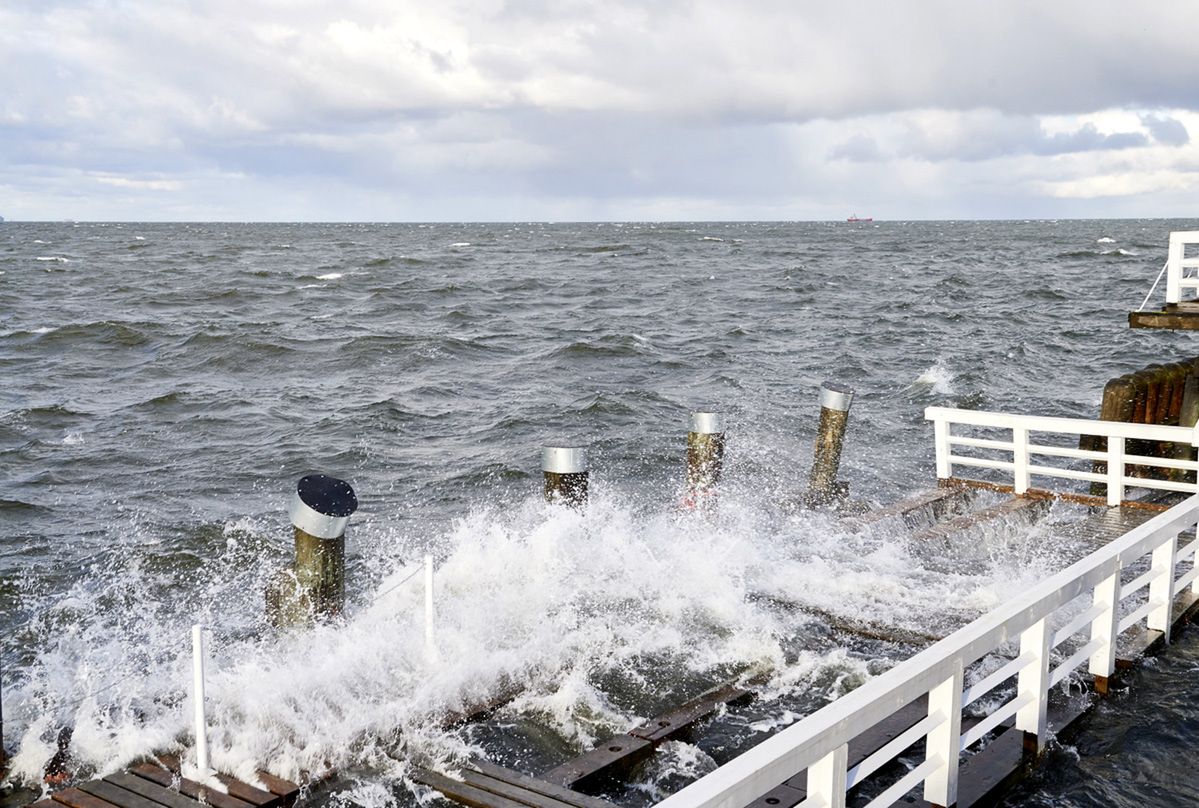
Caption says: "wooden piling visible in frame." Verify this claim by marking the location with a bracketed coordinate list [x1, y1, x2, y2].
[266, 474, 358, 627]
[543, 447, 588, 507]
[685, 412, 725, 509]
[0, 648, 6, 772]
[806, 382, 854, 506]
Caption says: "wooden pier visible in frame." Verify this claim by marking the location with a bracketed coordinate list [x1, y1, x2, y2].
[25, 756, 299, 808]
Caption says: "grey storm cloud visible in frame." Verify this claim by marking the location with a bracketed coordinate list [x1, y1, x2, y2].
[3, 1, 1199, 219]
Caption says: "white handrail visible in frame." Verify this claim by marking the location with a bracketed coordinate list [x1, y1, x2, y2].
[1166, 231, 1199, 305]
[654, 494, 1199, 808]
[925, 406, 1199, 506]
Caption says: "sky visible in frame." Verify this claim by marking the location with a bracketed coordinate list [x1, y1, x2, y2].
[3, 1, 1199, 221]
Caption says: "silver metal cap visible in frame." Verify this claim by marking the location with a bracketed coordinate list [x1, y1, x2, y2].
[690, 412, 724, 434]
[542, 446, 588, 474]
[289, 492, 350, 539]
[819, 382, 855, 412]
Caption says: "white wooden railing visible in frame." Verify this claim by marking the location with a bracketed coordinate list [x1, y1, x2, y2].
[655, 494, 1199, 808]
[1166, 231, 1199, 304]
[925, 406, 1199, 506]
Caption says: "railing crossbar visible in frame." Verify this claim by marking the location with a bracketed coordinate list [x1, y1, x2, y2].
[845, 712, 943, 789]
[1050, 603, 1106, 649]
[1047, 638, 1103, 688]
[960, 653, 1032, 708]
[860, 756, 943, 808]
[1120, 567, 1157, 600]
[1118, 599, 1159, 633]
[959, 692, 1034, 751]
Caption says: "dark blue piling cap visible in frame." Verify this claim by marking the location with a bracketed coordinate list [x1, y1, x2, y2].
[297, 474, 358, 517]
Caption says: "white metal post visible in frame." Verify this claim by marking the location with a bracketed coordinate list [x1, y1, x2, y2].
[1087, 564, 1121, 690]
[424, 554, 436, 657]
[1167, 232, 1185, 304]
[1106, 437, 1125, 507]
[1012, 427, 1030, 495]
[191, 624, 210, 775]
[806, 743, 848, 808]
[1016, 617, 1050, 752]
[934, 418, 951, 479]
[922, 662, 963, 807]
[1148, 533, 1179, 642]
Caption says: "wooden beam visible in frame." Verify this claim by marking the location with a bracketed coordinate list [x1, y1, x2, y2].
[938, 477, 1175, 512]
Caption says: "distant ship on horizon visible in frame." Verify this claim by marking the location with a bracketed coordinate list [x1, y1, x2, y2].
[847, 214, 873, 223]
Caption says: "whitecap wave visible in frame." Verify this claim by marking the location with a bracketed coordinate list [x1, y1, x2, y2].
[915, 360, 956, 395]
[316, 273, 343, 280]
[1096, 237, 1116, 244]
[35, 256, 69, 263]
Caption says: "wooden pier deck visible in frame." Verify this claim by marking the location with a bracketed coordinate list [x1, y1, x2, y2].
[26, 757, 300, 808]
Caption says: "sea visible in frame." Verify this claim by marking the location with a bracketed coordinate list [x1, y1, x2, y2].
[1, 220, 1196, 808]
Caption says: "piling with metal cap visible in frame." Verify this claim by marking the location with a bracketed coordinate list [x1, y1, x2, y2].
[806, 382, 855, 506]
[685, 412, 725, 508]
[543, 447, 588, 507]
[266, 473, 358, 627]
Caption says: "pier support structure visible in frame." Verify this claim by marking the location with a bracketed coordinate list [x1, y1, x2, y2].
[805, 382, 855, 506]
[543, 447, 588, 508]
[685, 412, 725, 509]
[266, 474, 358, 627]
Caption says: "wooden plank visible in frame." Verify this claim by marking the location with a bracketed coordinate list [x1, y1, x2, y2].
[939, 477, 1175, 512]
[741, 783, 805, 808]
[1130, 309, 1199, 330]
[102, 774, 203, 808]
[51, 788, 122, 808]
[411, 768, 531, 808]
[540, 733, 654, 788]
[29, 801, 61, 808]
[457, 770, 586, 808]
[911, 496, 1047, 545]
[470, 762, 618, 808]
[629, 681, 753, 742]
[250, 771, 300, 802]
[80, 780, 172, 808]
[851, 487, 972, 527]
[130, 764, 254, 808]
[154, 756, 278, 808]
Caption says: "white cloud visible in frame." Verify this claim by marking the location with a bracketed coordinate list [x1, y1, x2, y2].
[2, 2, 1199, 219]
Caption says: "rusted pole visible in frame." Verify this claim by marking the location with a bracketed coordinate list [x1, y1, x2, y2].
[267, 474, 358, 627]
[806, 382, 855, 506]
[543, 447, 588, 507]
[1090, 375, 1136, 496]
[685, 412, 725, 509]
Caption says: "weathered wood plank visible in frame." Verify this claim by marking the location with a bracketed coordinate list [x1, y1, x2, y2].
[540, 734, 653, 789]
[79, 780, 169, 808]
[154, 756, 278, 808]
[51, 788, 122, 808]
[469, 762, 618, 808]
[130, 763, 254, 808]
[102, 773, 203, 808]
[250, 771, 300, 803]
[851, 487, 972, 527]
[411, 768, 530, 808]
[628, 681, 753, 743]
[911, 496, 1047, 544]
[457, 770, 588, 808]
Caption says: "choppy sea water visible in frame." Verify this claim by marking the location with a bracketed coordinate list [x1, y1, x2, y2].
[0, 220, 1195, 807]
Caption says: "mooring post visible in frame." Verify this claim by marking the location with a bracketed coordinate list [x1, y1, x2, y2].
[543, 447, 588, 507]
[191, 624, 210, 775]
[685, 412, 725, 509]
[266, 474, 358, 627]
[806, 382, 855, 506]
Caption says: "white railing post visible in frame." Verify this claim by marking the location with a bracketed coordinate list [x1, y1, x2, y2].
[1012, 426, 1030, 495]
[1106, 436, 1125, 507]
[1167, 232, 1185, 304]
[934, 418, 951, 480]
[922, 662, 963, 807]
[1087, 562, 1121, 694]
[1015, 616, 1051, 754]
[191, 624, 210, 775]
[1148, 533, 1179, 642]
[806, 743, 848, 808]
[424, 554, 436, 658]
